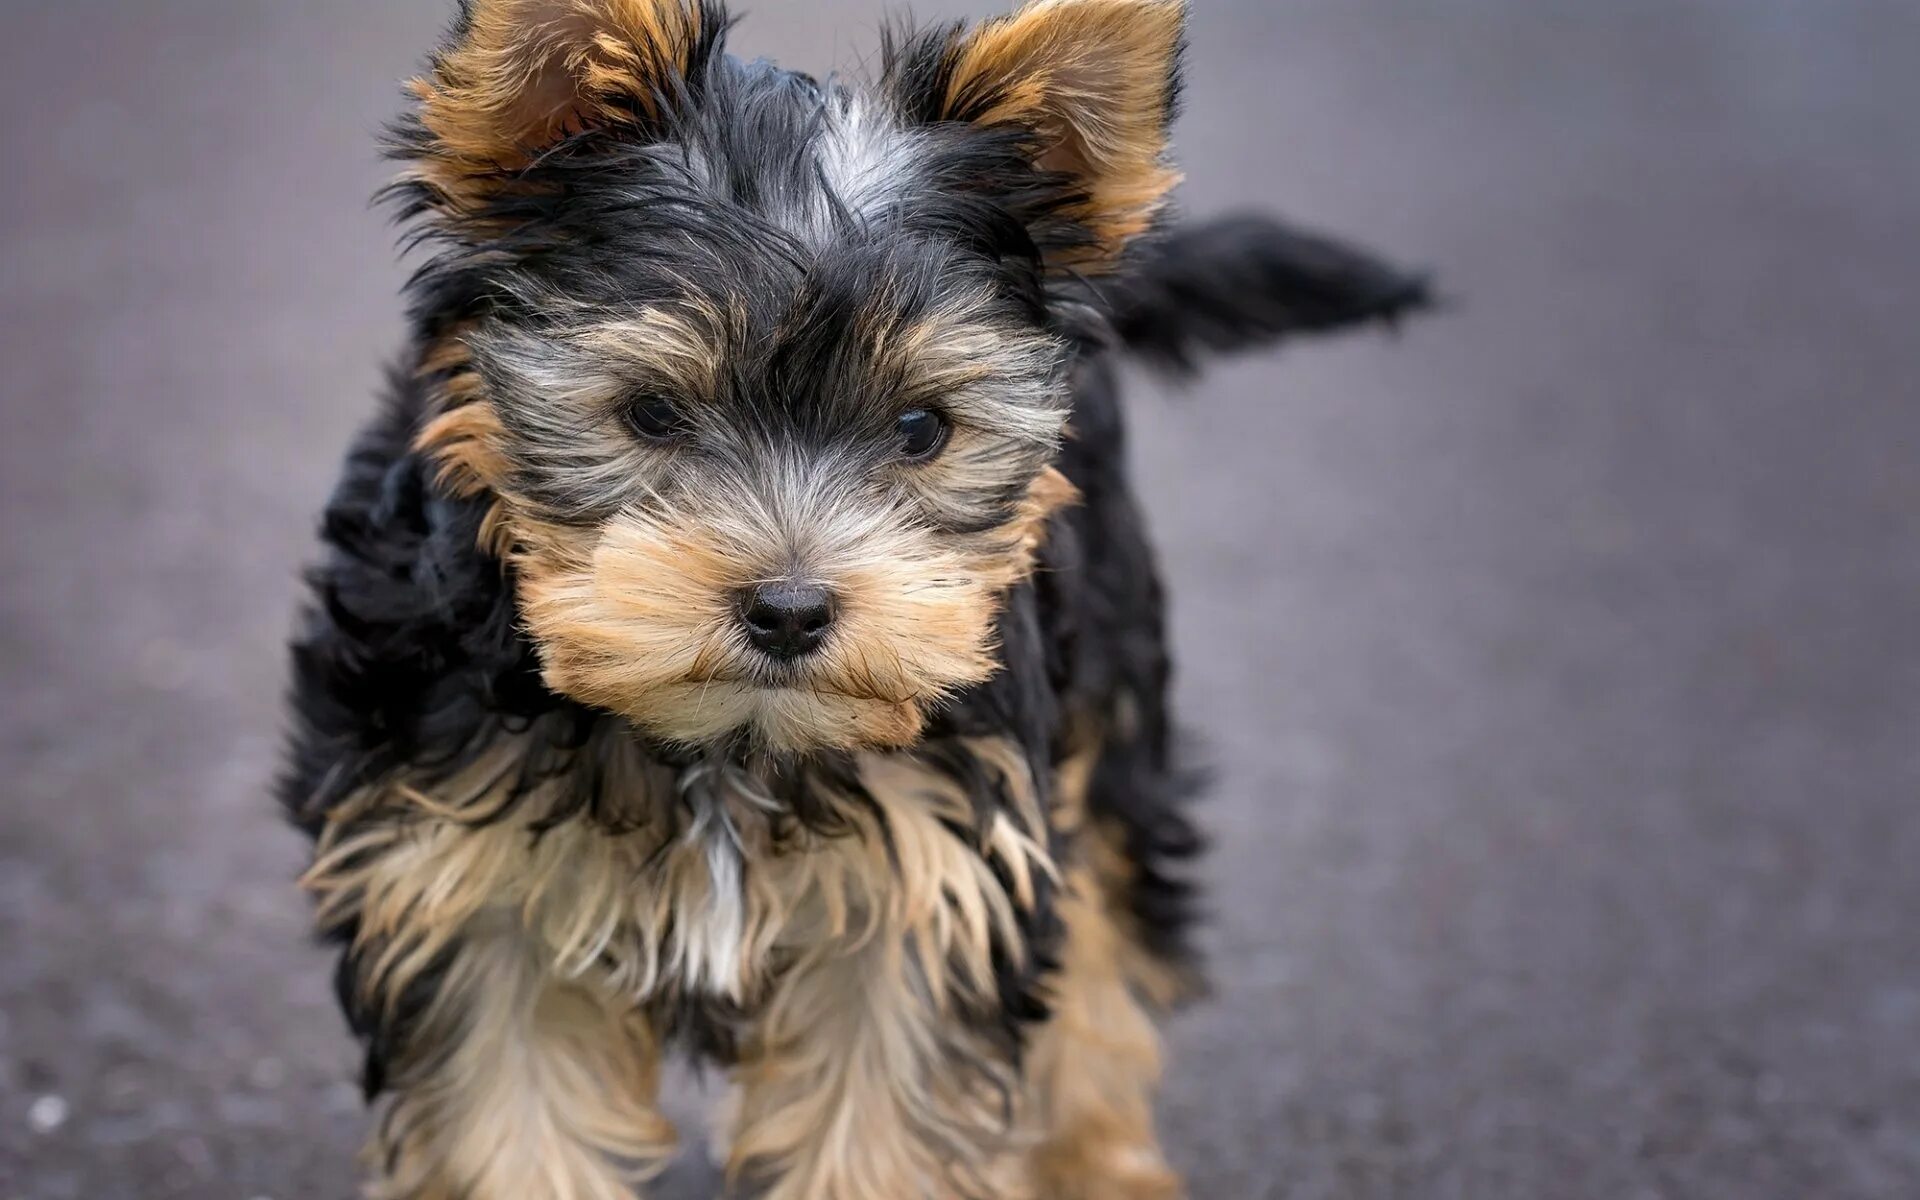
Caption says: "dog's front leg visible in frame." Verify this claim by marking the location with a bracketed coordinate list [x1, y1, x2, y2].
[723, 930, 1030, 1200]
[1020, 867, 1183, 1200]
[355, 914, 677, 1200]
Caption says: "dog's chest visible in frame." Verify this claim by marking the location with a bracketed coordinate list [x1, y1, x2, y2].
[653, 763, 777, 1000]
[317, 735, 1049, 1023]
[578, 761, 858, 1008]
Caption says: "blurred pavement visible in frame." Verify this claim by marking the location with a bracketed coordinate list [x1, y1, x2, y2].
[3, 2, 1918, 1197]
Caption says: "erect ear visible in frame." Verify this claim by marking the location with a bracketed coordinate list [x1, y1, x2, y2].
[402, 0, 718, 203]
[895, 0, 1186, 270]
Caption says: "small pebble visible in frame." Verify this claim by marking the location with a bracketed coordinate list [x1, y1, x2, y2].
[27, 1093, 69, 1134]
[247, 1057, 286, 1089]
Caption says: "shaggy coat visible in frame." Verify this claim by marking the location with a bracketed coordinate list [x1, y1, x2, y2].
[281, 1, 1425, 1196]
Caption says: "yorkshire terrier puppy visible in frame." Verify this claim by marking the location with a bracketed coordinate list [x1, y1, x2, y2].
[282, 1, 1426, 1197]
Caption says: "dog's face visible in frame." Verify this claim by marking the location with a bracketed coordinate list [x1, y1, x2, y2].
[399, 0, 1183, 753]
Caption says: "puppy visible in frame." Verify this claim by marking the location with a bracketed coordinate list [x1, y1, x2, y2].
[282, 2, 1426, 1196]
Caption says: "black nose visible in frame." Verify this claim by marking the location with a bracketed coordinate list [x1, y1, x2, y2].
[736, 583, 836, 661]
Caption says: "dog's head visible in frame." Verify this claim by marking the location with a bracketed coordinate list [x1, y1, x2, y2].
[396, 0, 1184, 753]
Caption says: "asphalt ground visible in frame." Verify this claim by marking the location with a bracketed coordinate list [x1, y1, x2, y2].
[2, 2, 1918, 1197]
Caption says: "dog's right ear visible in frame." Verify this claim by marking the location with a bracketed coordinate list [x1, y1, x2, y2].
[882, 0, 1186, 272]
[398, 0, 721, 211]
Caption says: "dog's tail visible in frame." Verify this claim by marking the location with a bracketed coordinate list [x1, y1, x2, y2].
[1095, 212, 1434, 375]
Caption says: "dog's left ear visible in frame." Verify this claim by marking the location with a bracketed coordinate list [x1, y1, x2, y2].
[889, 0, 1186, 271]
[401, 0, 720, 210]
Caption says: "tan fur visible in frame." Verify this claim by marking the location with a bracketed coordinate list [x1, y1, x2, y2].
[406, 0, 708, 209]
[502, 456, 1073, 753]
[303, 739, 1056, 1016]
[719, 750, 1184, 1200]
[1051, 720, 1201, 1010]
[1033, 732, 1189, 1193]
[305, 732, 1062, 1197]
[409, 335, 519, 556]
[510, 505, 970, 751]
[416, 398, 510, 499]
[726, 934, 1033, 1200]
[724, 745, 1053, 1200]
[1019, 867, 1181, 1200]
[571, 305, 733, 401]
[941, 0, 1186, 267]
[367, 920, 677, 1200]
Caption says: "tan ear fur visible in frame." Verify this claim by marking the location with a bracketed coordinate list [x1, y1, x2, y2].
[408, 0, 709, 196]
[944, 0, 1185, 265]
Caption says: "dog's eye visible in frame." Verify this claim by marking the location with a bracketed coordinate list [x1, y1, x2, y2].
[895, 408, 949, 462]
[622, 393, 686, 442]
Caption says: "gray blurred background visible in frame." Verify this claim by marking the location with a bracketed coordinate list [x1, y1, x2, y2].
[3, 1, 1918, 1197]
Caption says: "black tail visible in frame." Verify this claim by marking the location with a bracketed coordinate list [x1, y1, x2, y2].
[1097, 212, 1434, 375]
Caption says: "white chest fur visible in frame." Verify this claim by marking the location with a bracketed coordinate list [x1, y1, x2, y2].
[668, 760, 777, 999]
